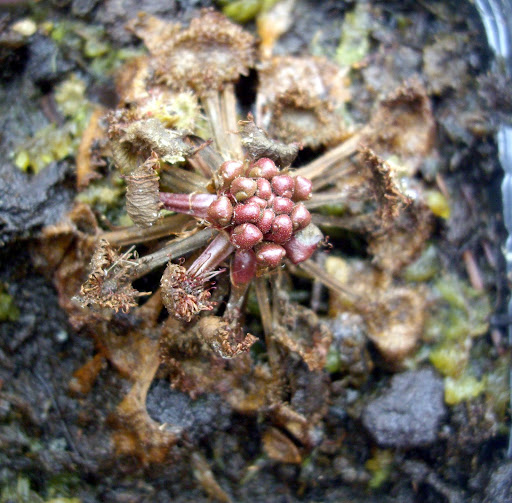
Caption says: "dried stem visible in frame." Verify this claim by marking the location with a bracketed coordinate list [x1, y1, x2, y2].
[222, 84, 243, 159]
[159, 165, 210, 193]
[134, 228, 217, 278]
[293, 129, 366, 181]
[202, 86, 242, 161]
[311, 213, 375, 232]
[296, 258, 361, 308]
[254, 276, 281, 378]
[254, 277, 273, 337]
[102, 214, 193, 247]
[186, 136, 222, 177]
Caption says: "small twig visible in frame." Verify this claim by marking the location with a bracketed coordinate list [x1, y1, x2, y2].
[32, 370, 84, 459]
[462, 249, 484, 291]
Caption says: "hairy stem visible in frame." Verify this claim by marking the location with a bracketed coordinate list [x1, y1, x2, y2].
[159, 165, 210, 193]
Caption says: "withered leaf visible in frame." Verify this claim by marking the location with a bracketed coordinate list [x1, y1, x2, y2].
[124, 152, 163, 228]
[239, 116, 299, 167]
[359, 146, 412, 226]
[129, 10, 256, 96]
[75, 239, 149, 313]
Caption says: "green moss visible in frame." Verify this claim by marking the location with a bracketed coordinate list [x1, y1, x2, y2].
[325, 345, 341, 374]
[429, 341, 468, 377]
[75, 178, 128, 226]
[403, 244, 439, 282]
[0, 287, 20, 322]
[13, 75, 92, 174]
[365, 449, 394, 489]
[425, 190, 450, 219]
[336, 3, 372, 67]
[485, 354, 511, 419]
[444, 373, 485, 405]
[219, 0, 278, 23]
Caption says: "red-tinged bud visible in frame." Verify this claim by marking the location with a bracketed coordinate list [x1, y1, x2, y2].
[230, 223, 263, 249]
[256, 178, 272, 200]
[218, 160, 245, 188]
[283, 224, 323, 264]
[271, 175, 295, 198]
[267, 214, 293, 244]
[233, 202, 261, 224]
[207, 196, 233, 227]
[248, 158, 279, 179]
[272, 196, 294, 215]
[246, 196, 268, 209]
[290, 203, 311, 230]
[230, 177, 257, 201]
[258, 208, 275, 234]
[231, 249, 257, 286]
[293, 175, 313, 201]
[266, 193, 275, 208]
[255, 242, 286, 268]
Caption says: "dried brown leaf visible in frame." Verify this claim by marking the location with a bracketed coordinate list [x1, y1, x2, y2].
[124, 152, 163, 228]
[130, 10, 256, 96]
[358, 146, 412, 226]
[239, 115, 300, 167]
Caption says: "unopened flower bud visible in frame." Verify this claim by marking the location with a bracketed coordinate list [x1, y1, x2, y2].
[256, 178, 272, 200]
[283, 224, 323, 264]
[290, 203, 311, 230]
[233, 202, 261, 224]
[230, 223, 263, 249]
[266, 214, 293, 244]
[218, 160, 245, 188]
[246, 195, 268, 209]
[207, 196, 233, 227]
[271, 175, 294, 198]
[248, 158, 279, 179]
[258, 208, 275, 234]
[293, 176, 313, 201]
[272, 196, 294, 215]
[230, 176, 257, 201]
[255, 242, 286, 268]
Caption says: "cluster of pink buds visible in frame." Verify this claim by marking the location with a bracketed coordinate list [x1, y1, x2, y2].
[159, 158, 322, 286]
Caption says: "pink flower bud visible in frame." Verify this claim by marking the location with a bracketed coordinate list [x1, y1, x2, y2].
[230, 177, 257, 202]
[271, 175, 294, 198]
[207, 196, 233, 227]
[266, 214, 293, 244]
[290, 203, 311, 230]
[230, 223, 263, 249]
[255, 242, 286, 268]
[272, 196, 294, 215]
[256, 178, 272, 200]
[258, 208, 275, 234]
[233, 202, 261, 224]
[248, 158, 279, 179]
[245, 196, 268, 209]
[283, 224, 323, 264]
[231, 249, 257, 285]
[218, 160, 245, 188]
[293, 176, 313, 201]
